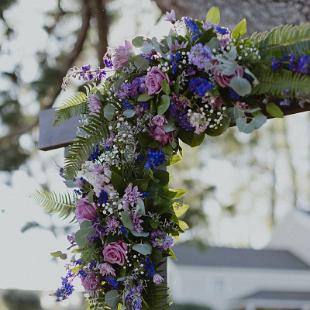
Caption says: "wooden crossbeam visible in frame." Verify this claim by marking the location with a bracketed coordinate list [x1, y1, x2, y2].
[39, 105, 310, 151]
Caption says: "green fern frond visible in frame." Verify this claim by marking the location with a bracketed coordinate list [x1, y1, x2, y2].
[34, 191, 76, 219]
[252, 66, 310, 97]
[250, 23, 310, 58]
[143, 282, 170, 310]
[64, 112, 108, 179]
[54, 92, 88, 125]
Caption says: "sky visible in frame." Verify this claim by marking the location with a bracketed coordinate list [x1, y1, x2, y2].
[0, 0, 309, 297]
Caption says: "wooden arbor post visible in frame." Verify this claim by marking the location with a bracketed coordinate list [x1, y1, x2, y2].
[38, 108, 168, 305]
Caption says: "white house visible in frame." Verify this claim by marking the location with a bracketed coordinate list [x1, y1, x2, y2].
[169, 209, 310, 310]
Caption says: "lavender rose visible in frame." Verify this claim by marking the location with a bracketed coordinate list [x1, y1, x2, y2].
[145, 67, 169, 95]
[75, 198, 97, 223]
[81, 272, 100, 291]
[103, 240, 128, 266]
[213, 65, 244, 88]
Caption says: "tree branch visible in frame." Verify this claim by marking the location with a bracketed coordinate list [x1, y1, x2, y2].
[0, 0, 91, 145]
[92, 0, 109, 64]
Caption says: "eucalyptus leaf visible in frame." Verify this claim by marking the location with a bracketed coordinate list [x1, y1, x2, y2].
[224, 46, 237, 60]
[105, 290, 120, 310]
[229, 76, 252, 96]
[104, 104, 116, 121]
[164, 121, 177, 132]
[132, 243, 152, 256]
[206, 6, 220, 25]
[133, 55, 149, 71]
[123, 109, 136, 118]
[131, 231, 149, 237]
[137, 93, 153, 102]
[121, 211, 133, 230]
[132, 36, 144, 47]
[157, 95, 170, 114]
[75, 221, 93, 248]
[135, 198, 145, 216]
[161, 79, 170, 95]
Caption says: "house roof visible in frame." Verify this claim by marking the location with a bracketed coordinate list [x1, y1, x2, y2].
[173, 244, 310, 270]
[241, 290, 310, 301]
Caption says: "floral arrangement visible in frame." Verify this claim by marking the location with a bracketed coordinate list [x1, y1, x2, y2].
[35, 7, 310, 310]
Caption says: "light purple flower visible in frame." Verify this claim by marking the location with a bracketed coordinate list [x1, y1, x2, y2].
[150, 115, 166, 127]
[88, 95, 101, 114]
[106, 216, 120, 233]
[145, 67, 169, 95]
[153, 273, 164, 284]
[75, 198, 97, 223]
[123, 183, 142, 209]
[99, 263, 116, 277]
[188, 43, 213, 70]
[81, 272, 100, 291]
[112, 40, 132, 70]
[132, 212, 143, 233]
[164, 10, 176, 23]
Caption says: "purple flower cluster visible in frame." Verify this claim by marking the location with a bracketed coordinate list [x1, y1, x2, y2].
[117, 76, 146, 99]
[188, 44, 213, 70]
[125, 284, 143, 310]
[88, 95, 101, 114]
[55, 271, 75, 301]
[151, 230, 174, 251]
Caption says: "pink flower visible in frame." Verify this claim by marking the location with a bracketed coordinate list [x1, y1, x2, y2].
[151, 126, 172, 145]
[145, 67, 169, 95]
[75, 198, 97, 223]
[103, 240, 128, 266]
[112, 40, 132, 70]
[99, 263, 116, 277]
[81, 272, 100, 291]
[213, 65, 244, 88]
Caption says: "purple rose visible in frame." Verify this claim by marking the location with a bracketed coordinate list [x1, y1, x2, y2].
[75, 198, 97, 223]
[103, 240, 128, 266]
[145, 67, 169, 95]
[81, 272, 100, 291]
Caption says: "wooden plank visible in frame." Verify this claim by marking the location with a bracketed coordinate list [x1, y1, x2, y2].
[38, 109, 79, 151]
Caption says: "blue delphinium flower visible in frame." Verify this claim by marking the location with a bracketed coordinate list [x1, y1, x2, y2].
[183, 17, 201, 40]
[145, 257, 155, 278]
[122, 100, 134, 110]
[296, 55, 310, 74]
[188, 43, 213, 70]
[169, 51, 182, 75]
[189, 77, 214, 96]
[144, 149, 165, 169]
[55, 273, 74, 301]
[271, 56, 281, 71]
[106, 276, 119, 289]
[88, 145, 101, 161]
[119, 225, 129, 236]
[98, 190, 109, 205]
[215, 26, 229, 35]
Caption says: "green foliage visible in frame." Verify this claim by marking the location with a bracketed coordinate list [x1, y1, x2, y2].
[33, 190, 76, 219]
[144, 281, 170, 310]
[251, 23, 310, 57]
[75, 221, 93, 248]
[64, 112, 108, 179]
[54, 92, 88, 125]
[232, 18, 247, 38]
[266, 102, 284, 118]
[205, 7, 220, 25]
[252, 66, 310, 97]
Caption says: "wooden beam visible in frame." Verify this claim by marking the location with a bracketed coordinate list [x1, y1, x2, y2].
[38, 104, 310, 151]
[38, 109, 79, 151]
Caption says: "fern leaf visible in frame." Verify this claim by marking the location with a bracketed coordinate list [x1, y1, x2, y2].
[34, 191, 76, 219]
[54, 92, 88, 125]
[252, 66, 310, 97]
[250, 23, 310, 58]
[143, 282, 170, 310]
[64, 112, 108, 179]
